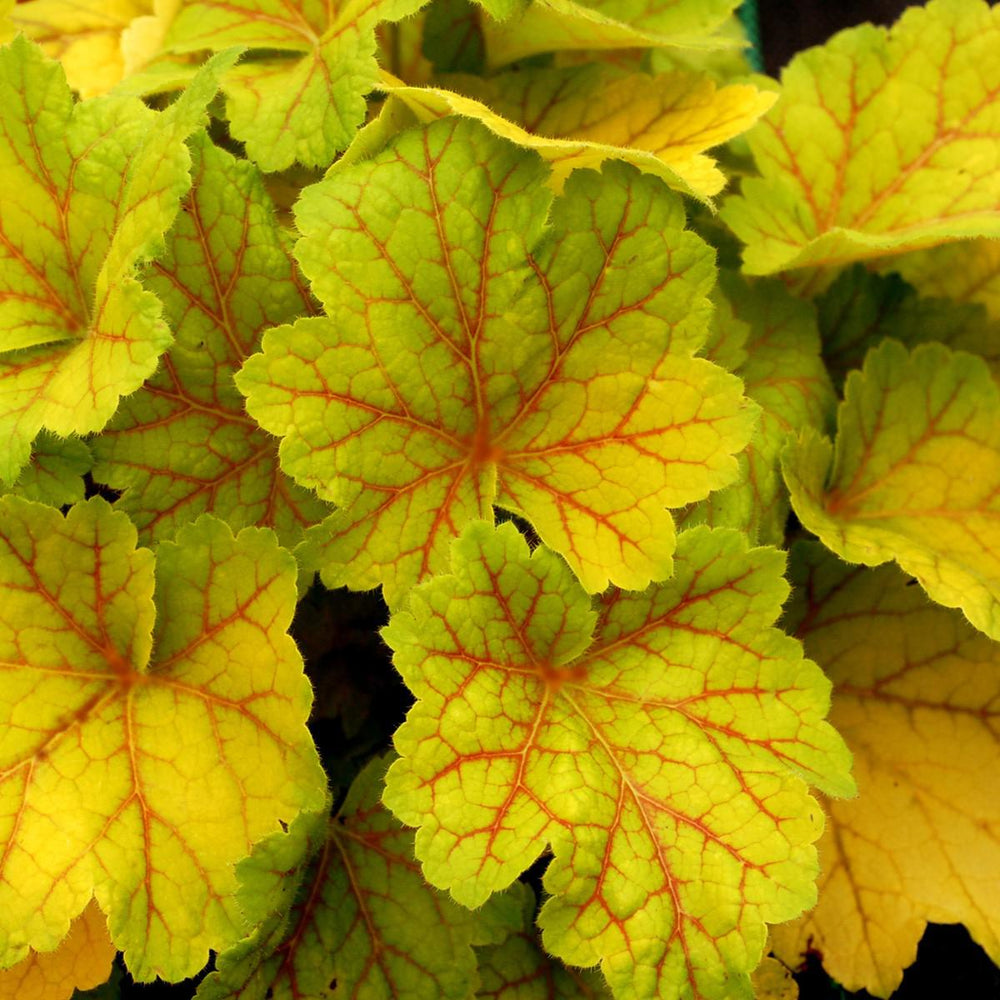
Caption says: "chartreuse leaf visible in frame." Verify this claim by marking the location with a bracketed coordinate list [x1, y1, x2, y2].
[0, 497, 327, 981]
[682, 273, 835, 545]
[771, 544, 1000, 997]
[476, 883, 611, 999]
[239, 119, 754, 605]
[783, 339, 1000, 639]
[0, 39, 235, 484]
[482, 0, 741, 68]
[202, 753, 512, 1000]
[11, 432, 91, 507]
[817, 265, 1000, 389]
[164, 0, 427, 171]
[383, 520, 854, 1000]
[0, 903, 116, 1000]
[6, 0, 152, 98]
[889, 238, 1000, 320]
[378, 64, 775, 200]
[91, 133, 328, 547]
[721, 0, 1000, 275]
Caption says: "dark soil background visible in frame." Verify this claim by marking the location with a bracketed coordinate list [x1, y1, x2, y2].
[73, 2, 1000, 999]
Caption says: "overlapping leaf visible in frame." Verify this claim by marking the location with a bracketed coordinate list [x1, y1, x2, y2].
[783, 339, 1000, 639]
[771, 544, 1000, 997]
[721, 0, 1000, 274]
[817, 265, 1000, 389]
[889, 238, 1000, 320]
[239, 119, 754, 605]
[383, 520, 854, 1000]
[11, 432, 91, 508]
[0, 497, 327, 981]
[0, 38, 233, 484]
[682, 273, 835, 544]
[482, 0, 741, 68]
[201, 753, 510, 1000]
[91, 134, 328, 548]
[378, 64, 775, 200]
[0, 903, 116, 1000]
[164, 0, 427, 171]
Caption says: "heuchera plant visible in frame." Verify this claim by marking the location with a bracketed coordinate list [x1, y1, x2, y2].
[0, 1, 998, 998]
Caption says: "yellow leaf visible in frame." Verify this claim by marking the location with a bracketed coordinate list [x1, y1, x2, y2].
[377, 65, 774, 199]
[751, 956, 798, 1000]
[772, 544, 1000, 996]
[0, 903, 115, 1000]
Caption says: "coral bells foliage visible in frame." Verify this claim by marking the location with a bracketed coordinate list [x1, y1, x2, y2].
[1, 1, 999, 999]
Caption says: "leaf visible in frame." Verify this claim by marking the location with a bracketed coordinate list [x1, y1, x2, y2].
[720, 0, 1000, 275]
[7, 0, 152, 98]
[0, 497, 327, 981]
[482, 0, 741, 68]
[0, 39, 235, 484]
[888, 238, 1000, 320]
[816, 264, 1000, 390]
[771, 544, 1000, 997]
[11, 432, 92, 507]
[681, 273, 835, 545]
[239, 119, 754, 605]
[0, 903, 116, 1000]
[202, 753, 511, 1000]
[164, 0, 427, 171]
[475, 883, 611, 999]
[379, 64, 776, 200]
[750, 957, 797, 1000]
[90, 133, 328, 548]
[383, 520, 854, 1000]
[782, 339, 1000, 639]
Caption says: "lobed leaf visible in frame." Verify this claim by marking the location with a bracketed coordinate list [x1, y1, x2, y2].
[783, 339, 1000, 639]
[11, 432, 92, 508]
[772, 544, 1000, 996]
[383, 520, 854, 1000]
[721, 0, 1000, 274]
[164, 0, 428, 172]
[239, 118, 754, 605]
[378, 64, 775, 201]
[91, 133, 328, 548]
[0, 38, 234, 484]
[0, 497, 327, 981]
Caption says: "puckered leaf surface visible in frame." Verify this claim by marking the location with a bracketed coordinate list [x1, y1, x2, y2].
[0, 497, 327, 981]
[816, 265, 1000, 389]
[783, 339, 1000, 639]
[682, 273, 835, 545]
[0, 38, 233, 484]
[91, 134, 328, 547]
[721, 0, 1000, 274]
[378, 65, 774, 200]
[482, 0, 741, 68]
[772, 544, 1000, 997]
[383, 520, 854, 1000]
[201, 753, 510, 1000]
[239, 119, 754, 605]
[0, 903, 116, 1000]
[164, 0, 427, 171]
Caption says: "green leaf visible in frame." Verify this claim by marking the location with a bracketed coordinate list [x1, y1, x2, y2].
[816, 265, 1000, 390]
[383, 520, 854, 1000]
[482, 0, 742, 68]
[165, 0, 427, 172]
[682, 273, 835, 545]
[721, 0, 1000, 274]
[239, 119, 754, 605]
[0, 497, 327, 981]
[378, 65, 776, 201]
[0, 38, 234, 484]
[91, 133, 329, 548]
[475, 883, 611, 999]
[201, 753, 512, 1000]
[10, 431, 91, 507]
[782, 339, 1000, 639]
[772, 543, 1000, 997]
